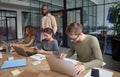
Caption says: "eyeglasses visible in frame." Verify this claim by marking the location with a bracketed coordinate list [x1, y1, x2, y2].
[69, 34, 80, 41]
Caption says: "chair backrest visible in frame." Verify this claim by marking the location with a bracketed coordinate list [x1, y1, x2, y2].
[35, 32, 40, 42]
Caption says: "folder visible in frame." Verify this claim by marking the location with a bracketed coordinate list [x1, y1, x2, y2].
[1, 59, 26, 69]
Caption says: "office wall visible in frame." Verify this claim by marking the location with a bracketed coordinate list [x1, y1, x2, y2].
[97, 6, 104, 27]
[0, 6, 29, 39]
[97, 4, 114, 28]
[16, 10, 22, 39]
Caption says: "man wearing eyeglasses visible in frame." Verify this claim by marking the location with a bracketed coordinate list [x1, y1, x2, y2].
[60, 22, 103, 75]
[40, 5, 57, 41]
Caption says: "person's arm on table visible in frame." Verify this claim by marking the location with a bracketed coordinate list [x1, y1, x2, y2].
[12, 36, 35, 47]
[16, 39, 24, 44]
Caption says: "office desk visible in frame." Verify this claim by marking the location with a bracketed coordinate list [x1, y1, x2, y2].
[0, 52, 120, 77]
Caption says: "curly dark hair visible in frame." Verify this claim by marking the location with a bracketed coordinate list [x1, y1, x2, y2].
[24, 25, 36, 37]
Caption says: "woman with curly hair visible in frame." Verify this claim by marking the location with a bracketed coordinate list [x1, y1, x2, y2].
[13, 25, 36, 47]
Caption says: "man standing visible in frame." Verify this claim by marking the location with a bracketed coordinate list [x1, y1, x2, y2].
[40, 5, 57, 41]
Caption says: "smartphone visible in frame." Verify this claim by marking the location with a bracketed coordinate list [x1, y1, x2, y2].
[91, 69, 99, 77]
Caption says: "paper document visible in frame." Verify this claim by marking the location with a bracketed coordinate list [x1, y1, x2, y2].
[0, 53, 2, 58]
[30, 54, 46, 60]
[1, 59, 26, 69]
[63, 58, 78, 65]
[11, 70, 21, 76]
[84, 67, 113, 77]
[0, 47, 3, 50]
[8, 56, 14, 60]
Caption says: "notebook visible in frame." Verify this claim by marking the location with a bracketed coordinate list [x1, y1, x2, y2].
[13, 46, 36, 57]
[1, 59, 26, 69]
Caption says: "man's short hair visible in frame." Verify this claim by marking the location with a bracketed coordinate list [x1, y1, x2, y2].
[66, 22, 83, 35]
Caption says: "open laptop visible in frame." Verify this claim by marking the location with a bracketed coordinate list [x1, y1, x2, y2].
[46, 56, 78, 77]
[0, 40, 8, 52]
[13, 46, 36, 57]
[0, 40, 7, 44]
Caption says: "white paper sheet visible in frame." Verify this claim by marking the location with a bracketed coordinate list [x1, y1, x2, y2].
[0, 47, 3, 50]
[0, 53, 2, 58]
[63, 58, 78, 65]
[30, 54, 46, 61]
[84, 67, 113, 77]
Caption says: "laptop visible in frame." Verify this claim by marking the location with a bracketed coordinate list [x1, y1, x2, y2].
[12, 46, 36, 57]
[0, 40, 8, 52]
[46, 56, 78, 77]
[0, 40, 7, 44]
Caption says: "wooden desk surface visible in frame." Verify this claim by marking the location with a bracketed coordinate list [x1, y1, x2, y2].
[0, 48, 120, 77]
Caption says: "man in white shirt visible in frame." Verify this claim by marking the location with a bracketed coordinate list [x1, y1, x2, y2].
[40, 5, 57, 41]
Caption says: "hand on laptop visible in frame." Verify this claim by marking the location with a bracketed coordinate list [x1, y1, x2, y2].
[75, 65, 86, 75]
[60, 53, 67, 59]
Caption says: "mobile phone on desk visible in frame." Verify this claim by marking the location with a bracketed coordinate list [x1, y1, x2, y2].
[91, 69, 99, 77]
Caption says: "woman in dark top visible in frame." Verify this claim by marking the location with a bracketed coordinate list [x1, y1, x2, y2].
[12, 25, 36, 47]
[37, 28, 60, 55]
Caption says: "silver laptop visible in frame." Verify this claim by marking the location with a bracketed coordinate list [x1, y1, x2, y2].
[13, 46, 36, 57]
[46, 56, 78, 77]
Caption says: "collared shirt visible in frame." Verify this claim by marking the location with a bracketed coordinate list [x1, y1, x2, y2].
[41, 16, 47, 29]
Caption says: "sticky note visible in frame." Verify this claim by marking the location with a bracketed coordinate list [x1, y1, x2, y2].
[0, 53, 2, 58]
[11, 70, 21, 76]
[32, 61, 41, 66]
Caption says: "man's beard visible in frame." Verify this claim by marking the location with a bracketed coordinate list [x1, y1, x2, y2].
[42, 11, 48, 16]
